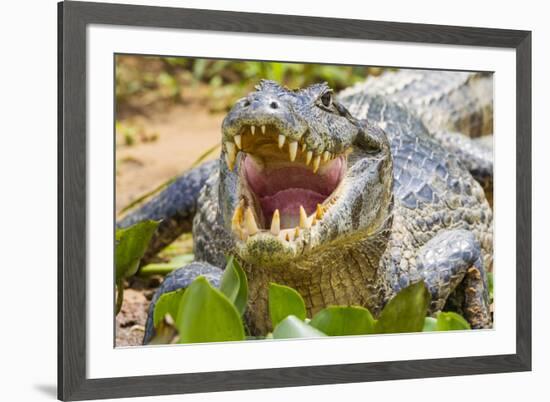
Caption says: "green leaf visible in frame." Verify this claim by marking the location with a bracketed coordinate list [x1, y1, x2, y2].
[272, 315, 327, 339]
[153, 288, 185, 328]
[139, 253, 195, 277]
[436, 312, 471, 331]
[176, 276, 245, 343]
[169, 254, 195, 267]
[219, 256, 248, 315]
[310, 306, 376, 336]
[268, 283, 307, 328]
[115, 220, 160, 281]
[115, 279, 124, 315]
[423, 317, 438, 332]
[487, 271, 494, 302]
[375, 281, 431, 334]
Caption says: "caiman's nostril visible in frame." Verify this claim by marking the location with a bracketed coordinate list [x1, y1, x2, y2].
[243, 100, 250, 107]
[270, 101, 279, 109]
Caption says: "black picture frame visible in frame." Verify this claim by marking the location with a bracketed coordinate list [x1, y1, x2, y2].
[58, 1, 532, 400]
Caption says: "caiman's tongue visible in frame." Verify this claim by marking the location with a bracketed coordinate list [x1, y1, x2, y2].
[243, 156, 343, 229]
[260, 189, 326, 228]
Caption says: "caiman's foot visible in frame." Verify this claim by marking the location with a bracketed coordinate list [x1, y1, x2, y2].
[413, 229, 491, 329]
[142, 261, 223, 344]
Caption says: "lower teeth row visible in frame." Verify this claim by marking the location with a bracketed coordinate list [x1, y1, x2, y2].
[231, 202, 326, 242]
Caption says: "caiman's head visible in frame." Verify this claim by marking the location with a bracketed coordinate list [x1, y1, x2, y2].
[220, 80, 393, 266]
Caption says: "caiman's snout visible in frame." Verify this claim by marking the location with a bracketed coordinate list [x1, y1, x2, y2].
[222, 92, 307, 147]
[242, 92, 282, 113]
[219, 81, 353, 253]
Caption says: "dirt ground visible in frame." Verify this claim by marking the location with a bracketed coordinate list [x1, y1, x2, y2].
[116, 288, 151, 347]
[115, 103, 224, 347]
[116, 104, 224, 213]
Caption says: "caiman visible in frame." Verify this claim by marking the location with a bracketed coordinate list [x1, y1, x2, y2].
[117, 70, 494, 343]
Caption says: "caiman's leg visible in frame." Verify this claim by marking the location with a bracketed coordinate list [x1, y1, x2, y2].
[413, 229, 491, 329]
[117, 160, 218, 264]
[142, 261, 223, 344]
[433, 131, 493, 203]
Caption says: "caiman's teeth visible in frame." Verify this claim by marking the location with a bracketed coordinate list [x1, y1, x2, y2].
[299, 206, 310, 229]
[278, 134, 286, 149]
[306, 151, 313, 165]
[225, 142, 237, 170]
[250, 125, 256, 135]
[225, 154, 232, 171]
[289, 141, 298, 161]
[244, 207, 258, 236]
[225, 141, 237, 164]
[225, 154, 236, 170]
[261, 125, 266, 134]
[231, 202, 244, 231]
[226, 141, 236, 155]
[285, 232, 291, 242]
[316, 203, 324, 220]
[312, 155, 321, 173]
[270, 209, 280, 235]
[234, 135, 242, 149]
[322, 151, 330, 162]
[294, 227, 300, 238]
[301, 143, 307, 152]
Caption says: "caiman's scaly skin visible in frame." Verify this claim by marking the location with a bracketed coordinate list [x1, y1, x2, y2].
[341, 69, 493, 137]
[340, 70, 494, 198]
[116, 70, 494, 344]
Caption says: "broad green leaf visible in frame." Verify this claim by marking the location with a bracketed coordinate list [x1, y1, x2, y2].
[423, 317, 438, 332]
[231, 257, 248, 314]
[268, 283, 307, 328]
[153, 288, 185, 328]
[219, 256, 248, 315]
[176, 276, 245, 343]
[375, 281, 431, 334]
[272, 315, 327, 339]
[115, 220, 160, 281]
[310, 306, 376, 336]
[436, 312, 471, 331]
[220, 262, 239, 303]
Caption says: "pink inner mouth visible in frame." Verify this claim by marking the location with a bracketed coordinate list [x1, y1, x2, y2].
[243, 156, 344, 228]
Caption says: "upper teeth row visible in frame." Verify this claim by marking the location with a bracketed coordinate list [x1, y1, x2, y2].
[224, 125, 335, 173]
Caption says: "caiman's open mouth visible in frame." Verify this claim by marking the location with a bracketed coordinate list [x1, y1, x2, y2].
[225, 124, 349, 243]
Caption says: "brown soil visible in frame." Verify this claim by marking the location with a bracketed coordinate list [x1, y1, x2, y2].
[116, 289, 150, 347]
[116, 104, 224, 213]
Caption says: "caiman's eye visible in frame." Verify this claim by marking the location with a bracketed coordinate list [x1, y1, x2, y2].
[320, 91, 332, 107]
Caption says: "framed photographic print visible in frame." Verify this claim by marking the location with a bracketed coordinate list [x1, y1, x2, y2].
[58, 1, 531, 400]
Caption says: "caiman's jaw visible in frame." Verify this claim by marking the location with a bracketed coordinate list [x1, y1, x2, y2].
[219, 80, 392, 266]
[225, 124, 349, 245]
